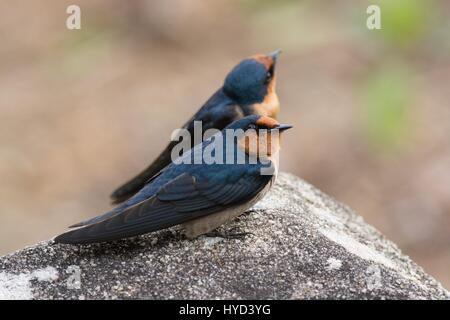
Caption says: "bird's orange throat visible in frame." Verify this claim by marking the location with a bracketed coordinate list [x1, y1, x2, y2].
[238, 129, 282, 159]
[252, 78, 280, 119]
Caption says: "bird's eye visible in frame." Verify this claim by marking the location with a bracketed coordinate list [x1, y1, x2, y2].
[265, 67, 274, 84]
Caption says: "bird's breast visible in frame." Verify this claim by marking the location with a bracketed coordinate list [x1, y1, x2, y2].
[268, 154, 280, 179]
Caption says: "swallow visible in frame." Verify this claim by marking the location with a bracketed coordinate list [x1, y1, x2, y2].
[54, 115, 292, 244]
[110, 50, 282, 204]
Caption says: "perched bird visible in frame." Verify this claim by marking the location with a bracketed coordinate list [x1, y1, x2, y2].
[110, 50, 282, 204]
[54, 115, 292, 244]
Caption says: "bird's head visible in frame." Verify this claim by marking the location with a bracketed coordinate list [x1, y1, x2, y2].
[226, 115, 292, 158]
[223, 50, 281, 105]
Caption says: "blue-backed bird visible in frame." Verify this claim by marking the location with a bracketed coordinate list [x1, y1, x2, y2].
[110, 50, 282, 204]
[54, 115, 292, 244]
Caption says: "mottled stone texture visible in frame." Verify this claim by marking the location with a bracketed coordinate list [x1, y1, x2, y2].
[0, 173, 448, 300]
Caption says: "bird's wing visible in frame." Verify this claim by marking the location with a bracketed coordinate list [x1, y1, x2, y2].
[109, 95, 242, 205]
[55, 168, 271, 244]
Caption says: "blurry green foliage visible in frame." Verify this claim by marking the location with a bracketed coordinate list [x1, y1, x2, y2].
[377, 0, 434, 47]
[362, 65, 413, 150]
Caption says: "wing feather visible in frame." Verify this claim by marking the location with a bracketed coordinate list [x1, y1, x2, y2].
[55, 167, 271, 244]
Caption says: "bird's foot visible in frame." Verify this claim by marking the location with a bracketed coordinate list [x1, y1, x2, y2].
[204, 228, 253, 240]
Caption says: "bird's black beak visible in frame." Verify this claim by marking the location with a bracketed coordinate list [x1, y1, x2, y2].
[269, 49, 282, 62]
[272, 124, 293, 132]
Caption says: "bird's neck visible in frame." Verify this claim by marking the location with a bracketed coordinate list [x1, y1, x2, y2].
[250, 91, 280, 118]
[240, 79, 280, 119]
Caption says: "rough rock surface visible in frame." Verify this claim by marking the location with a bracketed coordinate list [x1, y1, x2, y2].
[0, 173, 448, 300]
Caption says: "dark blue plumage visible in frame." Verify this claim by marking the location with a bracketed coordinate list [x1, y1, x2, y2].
[224, 59, 269, 105]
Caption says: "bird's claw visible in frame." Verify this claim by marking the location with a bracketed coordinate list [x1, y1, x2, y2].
[204, 229, 253, 240]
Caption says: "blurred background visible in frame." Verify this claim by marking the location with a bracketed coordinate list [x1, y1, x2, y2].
[0, 0, 449, 288]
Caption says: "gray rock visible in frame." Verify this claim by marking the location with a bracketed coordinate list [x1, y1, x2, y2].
[0, 173, 448, 300]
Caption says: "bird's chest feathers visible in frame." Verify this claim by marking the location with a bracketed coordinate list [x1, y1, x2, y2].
[251, 91, 280, 118]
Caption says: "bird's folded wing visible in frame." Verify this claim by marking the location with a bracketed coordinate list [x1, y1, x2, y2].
[55, 169, 271, 244]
